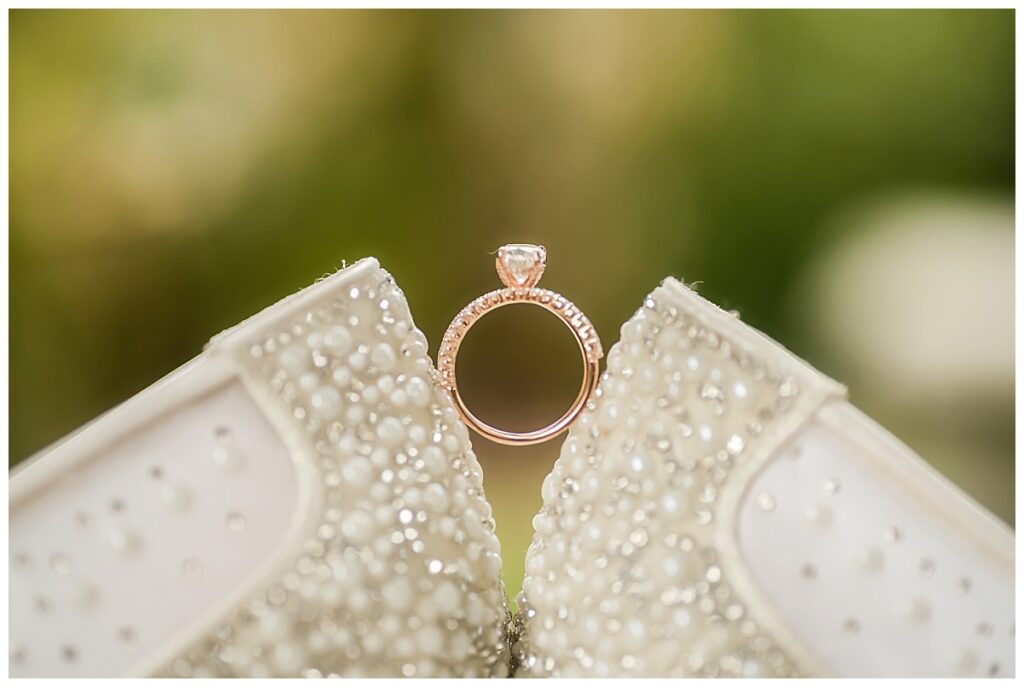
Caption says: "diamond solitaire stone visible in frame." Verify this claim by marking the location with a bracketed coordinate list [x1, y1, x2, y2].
[496, 244, 546, 288]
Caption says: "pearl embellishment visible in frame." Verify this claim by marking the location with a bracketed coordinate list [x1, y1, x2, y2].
[159, 265, 509, 678]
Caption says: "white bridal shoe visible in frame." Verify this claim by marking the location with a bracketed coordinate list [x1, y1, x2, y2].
[9, 259, 509, 677]
[10, 259, 1014, 678]
[514, 277, 1014, 677]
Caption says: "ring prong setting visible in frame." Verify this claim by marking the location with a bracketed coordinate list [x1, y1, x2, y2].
[496, 244, 547, 289]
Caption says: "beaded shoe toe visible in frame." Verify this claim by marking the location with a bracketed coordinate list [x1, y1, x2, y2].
[513, 277, 1013, 678]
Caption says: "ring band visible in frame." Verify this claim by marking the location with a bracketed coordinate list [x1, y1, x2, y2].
[437, 244, 604, 446]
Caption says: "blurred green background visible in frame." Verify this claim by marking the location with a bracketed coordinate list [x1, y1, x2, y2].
[10, 10, 1014, 596]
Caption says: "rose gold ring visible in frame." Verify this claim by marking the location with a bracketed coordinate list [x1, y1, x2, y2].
[437, 244, 604, 446]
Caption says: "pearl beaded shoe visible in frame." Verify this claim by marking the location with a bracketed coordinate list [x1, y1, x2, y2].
[11, 260, 1014, 678]
[512, 277, 1014, 678]
[10, 259, 509, 677]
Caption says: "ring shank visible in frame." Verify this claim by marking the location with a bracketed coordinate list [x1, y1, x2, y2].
[441, 296, 601, 446]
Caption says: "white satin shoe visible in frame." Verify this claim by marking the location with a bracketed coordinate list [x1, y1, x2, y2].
[513, 277, 1014, 677]
[11, 261, 1013, 678]
[10, 259, 509, 677]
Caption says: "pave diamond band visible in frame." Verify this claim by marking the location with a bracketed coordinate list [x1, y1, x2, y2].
[437, 245, 603, 446]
